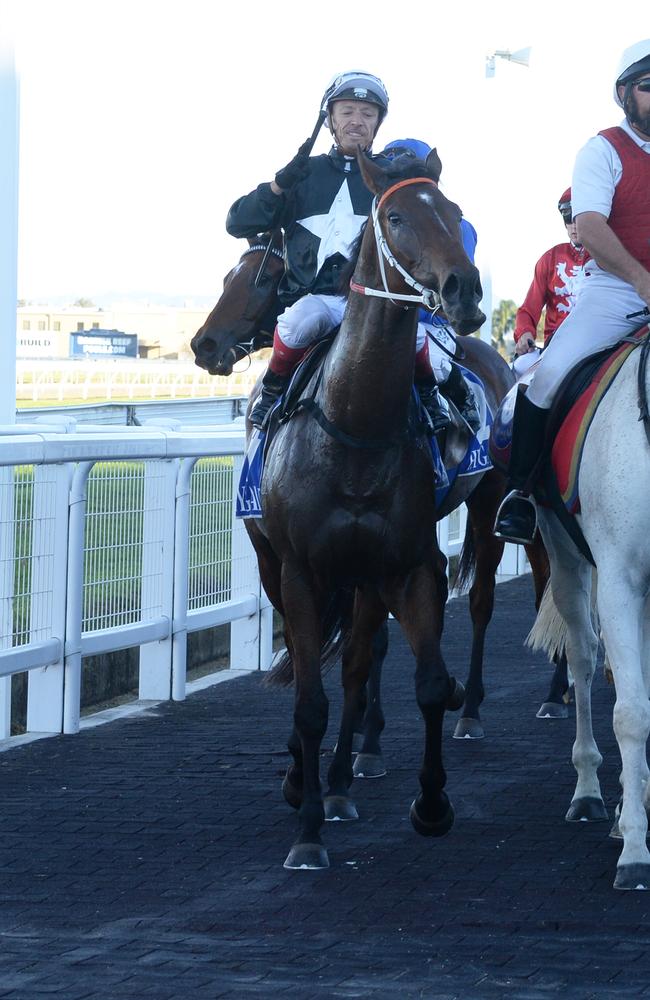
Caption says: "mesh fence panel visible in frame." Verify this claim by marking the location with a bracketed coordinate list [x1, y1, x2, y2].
[188, 458, 233, 610]
[82, 461, 162, 631]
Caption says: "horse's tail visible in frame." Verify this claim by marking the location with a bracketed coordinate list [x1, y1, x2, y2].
[525, 580, 567, 661]
[452, 516, 476, 595]
[264, 587, 355, 687]
[526, 568, 600, 662]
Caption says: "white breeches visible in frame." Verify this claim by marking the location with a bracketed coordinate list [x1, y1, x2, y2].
[276, 294, 347, 348]
[526, 269, 647, 409]
[277, 298, 454, 384]
[418, 322, 453, 382]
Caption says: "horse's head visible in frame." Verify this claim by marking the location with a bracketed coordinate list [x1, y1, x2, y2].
[357, 150, 485, 335]
[191, 233, 284, 376]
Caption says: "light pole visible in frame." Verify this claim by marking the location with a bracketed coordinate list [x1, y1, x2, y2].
[485, 47, 531, 79]
[478, 46, 531, 346]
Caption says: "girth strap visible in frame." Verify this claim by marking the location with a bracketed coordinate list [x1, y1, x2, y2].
[292, 397, 409, 450]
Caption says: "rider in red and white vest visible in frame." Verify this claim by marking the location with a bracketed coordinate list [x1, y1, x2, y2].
[513, 190, 590, 362]
[494, 39, 650, 545]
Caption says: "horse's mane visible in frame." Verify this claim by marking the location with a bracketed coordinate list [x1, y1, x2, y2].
[339, 154, 440, 296]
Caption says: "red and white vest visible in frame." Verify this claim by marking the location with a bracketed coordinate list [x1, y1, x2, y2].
[599, 126, 650, 270]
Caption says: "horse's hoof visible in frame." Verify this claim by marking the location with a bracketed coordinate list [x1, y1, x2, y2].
[281, 774, 302, 810]
[353, 753, 386, 778]
[324, 795, 359, 822]
[446, 678, 465, 711]
[609, 817, 622, 840]
[614, 863, 650, 890]
[536, 701, 569, 719]
[409, 794, 455, 838]
[453, 717, 484, 740]
[565, 796, 608, 823]
[283, 843, 330, 870]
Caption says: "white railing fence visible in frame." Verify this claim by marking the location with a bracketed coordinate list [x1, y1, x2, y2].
[0, 419, 525, 743]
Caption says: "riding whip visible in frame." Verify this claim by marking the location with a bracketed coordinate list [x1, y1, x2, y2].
[254, 108, 327, 287]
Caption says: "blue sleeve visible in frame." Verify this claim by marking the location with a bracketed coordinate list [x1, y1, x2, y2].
[461, 219, 477, 263]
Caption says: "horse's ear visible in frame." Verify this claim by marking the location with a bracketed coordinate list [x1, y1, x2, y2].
[357, 148, 387, 196]
[426, 148, 442, 184]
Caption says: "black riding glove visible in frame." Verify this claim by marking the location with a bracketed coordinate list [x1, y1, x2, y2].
[274, 139, 311, 191]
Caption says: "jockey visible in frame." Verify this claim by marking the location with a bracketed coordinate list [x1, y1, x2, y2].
[494, 39, 650, 545]
[381, 138, 481, 434]
[226, 71, 391, 427]
[513, 189, 591, 358]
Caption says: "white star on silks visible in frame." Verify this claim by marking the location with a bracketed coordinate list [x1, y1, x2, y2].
[297, 179, 369, 274]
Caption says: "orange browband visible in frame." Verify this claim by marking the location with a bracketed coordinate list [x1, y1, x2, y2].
[376, 176, 438, 210]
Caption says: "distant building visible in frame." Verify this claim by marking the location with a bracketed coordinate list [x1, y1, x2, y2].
[16, 304, 210, 360]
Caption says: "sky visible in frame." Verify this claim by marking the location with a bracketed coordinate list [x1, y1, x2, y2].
[5, 0, 650, 315]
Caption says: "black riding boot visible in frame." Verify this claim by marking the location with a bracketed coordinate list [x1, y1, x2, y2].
[493, 388, 549, 544]
[250, 370, 290, 429]
[441, 363, 481, 433]
[415, 376, 450, 434]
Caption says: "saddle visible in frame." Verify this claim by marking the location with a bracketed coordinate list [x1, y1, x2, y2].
[237, 339, 493, 519]
[490, 323, 650, 563]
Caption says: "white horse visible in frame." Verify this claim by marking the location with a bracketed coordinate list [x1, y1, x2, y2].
[530, 334, 650, 891]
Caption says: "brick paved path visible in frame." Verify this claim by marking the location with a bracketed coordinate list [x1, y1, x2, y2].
[1, 576, 650, 1000]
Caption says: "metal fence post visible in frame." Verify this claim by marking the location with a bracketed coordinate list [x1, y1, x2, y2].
[138, 459, 177, 700]
[229, 454, 261, 671]
[26, 464, 70, 732]
[0, 467, 14, 737]
[63, 462, 92, 734]
[171, 457, 196, 701]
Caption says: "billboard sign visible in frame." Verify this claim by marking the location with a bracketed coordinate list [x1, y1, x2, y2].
[69, 329, 138, 358]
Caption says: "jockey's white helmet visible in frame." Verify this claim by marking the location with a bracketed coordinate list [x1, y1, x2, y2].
[614, 39, 650, 106]
[321, 71, 389, 130]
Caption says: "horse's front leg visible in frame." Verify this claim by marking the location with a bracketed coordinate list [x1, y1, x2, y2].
[354, 618, 389, 779]
[454, 476, 504, 740]
[383, 562, 460, 837]
[280, 564, 329, 870]
[325, 591, 388, 819]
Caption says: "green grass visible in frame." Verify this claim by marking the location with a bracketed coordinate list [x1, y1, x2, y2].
[8, 457, 235, 642]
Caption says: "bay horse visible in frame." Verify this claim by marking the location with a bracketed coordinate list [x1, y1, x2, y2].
[528, 329, 650, 890]
[191, 221, 563, 757]
[190, 231, 283, 376]
[244, 147, 489, 868]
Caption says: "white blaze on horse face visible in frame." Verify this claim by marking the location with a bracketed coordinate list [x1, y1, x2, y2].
[417, 189, 455, 238]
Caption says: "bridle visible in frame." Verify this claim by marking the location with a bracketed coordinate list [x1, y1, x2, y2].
[217, 241, 283, 370]
[349, 176, 443, 313]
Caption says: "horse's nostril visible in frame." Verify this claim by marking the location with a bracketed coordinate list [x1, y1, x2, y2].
[199, 337, 217, 354]
[441, 273, 460, 304]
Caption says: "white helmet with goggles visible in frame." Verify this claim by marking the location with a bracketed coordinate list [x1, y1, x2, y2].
[614, 39, 650, 106]
[321, 71, 389, 128]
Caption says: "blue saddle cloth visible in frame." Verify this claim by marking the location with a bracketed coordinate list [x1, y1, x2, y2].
[236, 365, 493, 520]
[431, 367, 493, 509]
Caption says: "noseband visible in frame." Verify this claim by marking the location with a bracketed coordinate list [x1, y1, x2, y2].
[350, 177, 442, 313]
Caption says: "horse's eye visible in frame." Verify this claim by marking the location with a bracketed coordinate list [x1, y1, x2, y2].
[387, 213, 401, 227]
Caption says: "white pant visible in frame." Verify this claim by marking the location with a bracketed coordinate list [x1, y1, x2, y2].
[418, 322, 452, 381]
[277, 294, 347, 348]
[527, 268, 647, 408]
[278, 296, 453, 383]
